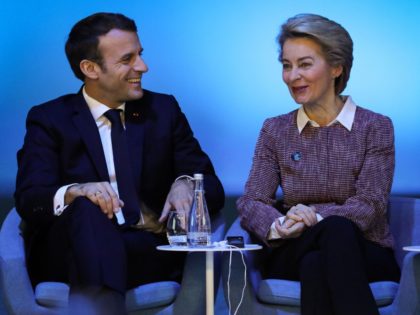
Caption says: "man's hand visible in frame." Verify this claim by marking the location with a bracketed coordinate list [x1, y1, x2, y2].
[286, 203, 317, 227]
[159, 179, 194, 223]
[275, 218, 306, 239]
[65, 182, 123, 219]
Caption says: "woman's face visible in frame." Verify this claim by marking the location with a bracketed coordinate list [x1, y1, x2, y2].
[281, 37, 342, 107]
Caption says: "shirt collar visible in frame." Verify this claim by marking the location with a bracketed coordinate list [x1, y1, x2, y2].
[296, 96, 356, 133]
[82, 87, 125, 121]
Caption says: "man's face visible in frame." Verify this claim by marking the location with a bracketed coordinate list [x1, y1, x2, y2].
[91, 29, 148, 108]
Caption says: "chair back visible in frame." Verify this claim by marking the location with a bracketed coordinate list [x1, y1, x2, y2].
[388, 196, 420, 267]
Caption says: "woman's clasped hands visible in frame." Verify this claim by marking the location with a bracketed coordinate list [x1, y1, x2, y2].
[275, 204, 318, 239]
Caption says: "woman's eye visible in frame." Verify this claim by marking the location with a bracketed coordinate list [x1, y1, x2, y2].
[282, 63, 292, 71]
[300, 62, 311, 69]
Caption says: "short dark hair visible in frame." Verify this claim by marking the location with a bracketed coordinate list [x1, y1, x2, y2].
[65, 12, 137, 81]
[277, 14, 353, 95]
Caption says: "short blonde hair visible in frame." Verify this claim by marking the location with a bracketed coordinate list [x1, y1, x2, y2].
[278, 14, 353, 95]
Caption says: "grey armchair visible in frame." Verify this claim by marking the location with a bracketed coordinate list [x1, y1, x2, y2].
[0, 208, 225, 315]
[222, 196, 420, 315]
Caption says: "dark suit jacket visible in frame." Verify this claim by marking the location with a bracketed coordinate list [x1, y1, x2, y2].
[15, 88, 224, 231]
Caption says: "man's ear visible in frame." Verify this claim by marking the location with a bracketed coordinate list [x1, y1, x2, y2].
[80, 59, 100, 80]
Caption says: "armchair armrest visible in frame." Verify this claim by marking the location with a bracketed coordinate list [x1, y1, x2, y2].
[390, 252, 420, 314]
[0, 209, 59, 315]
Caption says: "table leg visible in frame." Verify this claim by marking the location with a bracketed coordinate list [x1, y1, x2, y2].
[206, 251, 214, 315]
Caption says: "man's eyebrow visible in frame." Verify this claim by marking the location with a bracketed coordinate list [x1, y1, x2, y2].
[120, 52, 134, 60]
[119, 49, 142, 61]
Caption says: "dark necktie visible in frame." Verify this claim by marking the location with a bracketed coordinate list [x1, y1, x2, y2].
[104, 109, 140, 225]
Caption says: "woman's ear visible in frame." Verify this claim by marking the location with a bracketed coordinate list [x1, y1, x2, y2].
[332, 65, 343, 80]
[79, 59, 100, 80]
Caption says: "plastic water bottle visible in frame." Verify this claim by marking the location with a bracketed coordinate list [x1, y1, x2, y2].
[187, 173, 211, 246]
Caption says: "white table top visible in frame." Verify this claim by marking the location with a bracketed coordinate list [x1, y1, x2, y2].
[157, 244, 262, 252]
[403, 246, 420, 252]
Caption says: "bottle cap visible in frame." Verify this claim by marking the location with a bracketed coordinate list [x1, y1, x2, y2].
[193, 173, 203, 180]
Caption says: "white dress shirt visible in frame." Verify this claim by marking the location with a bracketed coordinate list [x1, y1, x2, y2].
[53, 88, 126, 224]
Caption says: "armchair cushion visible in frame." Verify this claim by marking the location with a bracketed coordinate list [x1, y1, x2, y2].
[125, 281, 180, 312]
[258, 279, 300, 306]
[34, 281, 180, 311]
[257, 279, 399, 307]
[35, 282, 69, 308]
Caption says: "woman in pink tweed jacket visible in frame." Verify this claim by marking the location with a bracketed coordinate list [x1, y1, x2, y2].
[237, 14, 400, 315]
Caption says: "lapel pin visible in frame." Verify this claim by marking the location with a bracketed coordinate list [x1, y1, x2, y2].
[291, 151, 302, 161]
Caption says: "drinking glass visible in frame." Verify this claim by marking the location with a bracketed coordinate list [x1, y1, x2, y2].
[166, 211, 187, 246]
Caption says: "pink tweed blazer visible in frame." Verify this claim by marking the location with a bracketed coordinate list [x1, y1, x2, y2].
[237, 105, 395, 248]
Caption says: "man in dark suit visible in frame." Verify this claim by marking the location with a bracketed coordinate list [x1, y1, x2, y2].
[15, 12, 224, 314]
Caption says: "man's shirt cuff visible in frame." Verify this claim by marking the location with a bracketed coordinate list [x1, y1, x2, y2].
[53, 184, 77, 215]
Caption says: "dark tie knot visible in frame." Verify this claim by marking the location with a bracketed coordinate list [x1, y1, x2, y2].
[104, 109, 123, 127]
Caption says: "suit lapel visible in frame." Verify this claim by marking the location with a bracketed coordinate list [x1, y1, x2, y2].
[71, 95, 109, 181]
[125, 101, 145, 193]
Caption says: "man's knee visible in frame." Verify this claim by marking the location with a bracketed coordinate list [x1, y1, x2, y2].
[71, 196, 98, 212]
[67, 196, 120, 248]
[69, 197, 110, 225]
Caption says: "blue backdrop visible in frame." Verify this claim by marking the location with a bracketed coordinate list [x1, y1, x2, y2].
[1, 0, 420, 197]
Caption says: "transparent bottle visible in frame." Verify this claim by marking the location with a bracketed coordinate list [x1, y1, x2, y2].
[187, 173, 212, 246]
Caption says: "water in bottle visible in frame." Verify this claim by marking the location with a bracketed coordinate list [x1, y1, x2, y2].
[187, 173, 212, 246]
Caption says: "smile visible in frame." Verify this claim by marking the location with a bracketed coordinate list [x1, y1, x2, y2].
[127, 78, 140, 83]
[292, 86, 308, 94]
